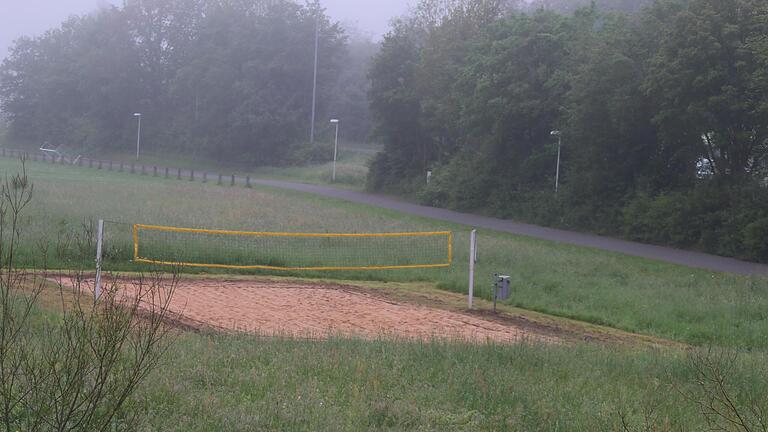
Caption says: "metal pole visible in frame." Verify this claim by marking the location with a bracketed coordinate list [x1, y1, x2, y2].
[468, 229, 477, 309]
[555, 135, 561, 194]
[136, 115, 141, 160]
[309, 6, 320, 146]
[332, 121, 339, 181]
[94, 219, 104, 301]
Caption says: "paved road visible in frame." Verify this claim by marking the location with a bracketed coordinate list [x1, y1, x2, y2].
[251, 178, 768, 277]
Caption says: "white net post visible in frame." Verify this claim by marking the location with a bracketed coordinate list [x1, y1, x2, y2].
[468, 229, 477, 309]
[94, 219, 104, 301]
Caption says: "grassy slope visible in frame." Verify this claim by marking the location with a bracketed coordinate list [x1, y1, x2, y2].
[140, 335, 715, 431]
[5, 156, 768, 430]
[90, 145, 374, 189]
[3, 157, 767, 350]
[32, 277, 766, 432]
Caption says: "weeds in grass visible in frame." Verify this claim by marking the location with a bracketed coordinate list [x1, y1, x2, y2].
[680, 348, 768, 431]
[0, 160, 179, 431]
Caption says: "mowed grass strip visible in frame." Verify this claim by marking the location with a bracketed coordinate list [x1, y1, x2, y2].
[2, 157, 768, 349]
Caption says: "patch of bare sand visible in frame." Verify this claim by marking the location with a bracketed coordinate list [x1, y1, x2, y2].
[60, 277, 559, 344]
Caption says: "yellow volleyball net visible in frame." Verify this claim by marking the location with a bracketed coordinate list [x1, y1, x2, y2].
[132, 224, 453, 271]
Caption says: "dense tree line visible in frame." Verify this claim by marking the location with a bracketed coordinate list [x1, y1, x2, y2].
[527, 0, 654, 15]
[368, 0, 768, 262]
[0, 0, 373, 165]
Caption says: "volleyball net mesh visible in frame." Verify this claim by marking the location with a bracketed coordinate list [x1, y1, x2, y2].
[132, 224, 453, 271]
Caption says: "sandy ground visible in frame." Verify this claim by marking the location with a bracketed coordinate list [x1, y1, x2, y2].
[59, 277, 560, 344]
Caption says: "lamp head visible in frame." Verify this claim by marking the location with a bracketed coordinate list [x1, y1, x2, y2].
[550, 130, 560, 136]
[330, 119, 339, 124]
[133, 113, 141, 117]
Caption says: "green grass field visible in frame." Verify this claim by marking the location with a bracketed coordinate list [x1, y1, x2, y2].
[2, 156, 768, 430]
[4, 157, 767, 349]
[135, 335, 765, 431]
[85, 143, 375, 189]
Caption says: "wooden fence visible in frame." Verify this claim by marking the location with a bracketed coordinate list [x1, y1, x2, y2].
[0, 148, 249, 188]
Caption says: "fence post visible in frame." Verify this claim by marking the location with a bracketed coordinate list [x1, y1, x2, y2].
[218, 173, 223, 185]
[468, 229, 477, 309]
[130, 163, 135, 174]
[119, 162, 124, 172]
[177, 168, 182, 180]
[190, 169, 195, 181]
[231, 174, 235, 186]
[246, 176, 251, 188]
[94, 219, 104, 301]
[141, 165, 146, 175]
[165, 167, 169, 179]
[153, 166, 158, 177]
[203, 172, 207, 183]
[108, 160, 113, 171]
[98, 160, 102, 170]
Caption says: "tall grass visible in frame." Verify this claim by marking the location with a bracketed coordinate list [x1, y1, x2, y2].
[2, 158, 768, 349]
[135, 333, 767, 431]
[4, 157, 768, 430]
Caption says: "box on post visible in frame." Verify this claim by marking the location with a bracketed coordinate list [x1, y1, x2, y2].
[496, 275, 511, 300]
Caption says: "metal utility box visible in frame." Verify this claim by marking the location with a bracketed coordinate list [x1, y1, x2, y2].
[495, 275, 511, 301]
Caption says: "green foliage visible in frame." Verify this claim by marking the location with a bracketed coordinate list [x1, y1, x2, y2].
[325, 28, 378, 143]
[744, 217, 768, 262]
[644, 0, 768, 184]
[288, 141, 336, 165]
[0, 0, 351, 167]
[366, 21, 427, 190]
[420, 150, 494, 211]
[527, 0, 654, 15]
[367, 0, 768, 263]
[0, 164, 175, 431]
[622, 184, 768, 259]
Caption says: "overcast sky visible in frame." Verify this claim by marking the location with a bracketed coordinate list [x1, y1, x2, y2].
[0, 0, 413, 60]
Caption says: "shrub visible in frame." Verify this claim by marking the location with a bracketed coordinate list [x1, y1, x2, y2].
[0, 160, 178, 431]
[289, 142, 335, 165]
[744, 217, 768, 262]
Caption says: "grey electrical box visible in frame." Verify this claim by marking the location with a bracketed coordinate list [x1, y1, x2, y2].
[496, 275, 511, 301]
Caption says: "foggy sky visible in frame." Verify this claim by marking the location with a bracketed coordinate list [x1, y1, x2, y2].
[0, 0, 413, 60]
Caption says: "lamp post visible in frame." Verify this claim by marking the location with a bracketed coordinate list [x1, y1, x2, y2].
[551, 130, 562, 194]
[330, 119, 340, 182]
[310, 7, 320, 146]
[133, 113, 142, 160]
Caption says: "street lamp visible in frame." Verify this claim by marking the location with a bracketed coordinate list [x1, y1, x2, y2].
[133, 113, 142, 160]
[551, 130, 562, 193]
[310, 9, 320, 146]
[330, 119, 340, 182]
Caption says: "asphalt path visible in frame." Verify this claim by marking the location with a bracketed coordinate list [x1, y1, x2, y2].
[251, 178, 768, 277]
[4, 151, 766, 277]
